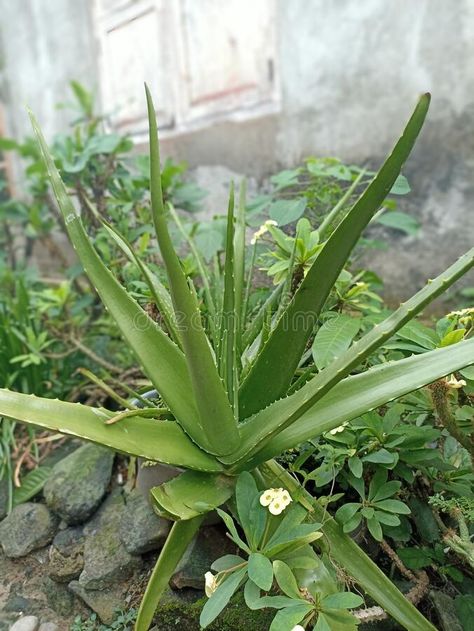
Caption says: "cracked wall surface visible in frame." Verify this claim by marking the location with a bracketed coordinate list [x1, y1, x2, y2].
[0, 0, 473, 297]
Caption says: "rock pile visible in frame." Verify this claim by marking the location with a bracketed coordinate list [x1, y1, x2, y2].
[0, 442, 232, 628]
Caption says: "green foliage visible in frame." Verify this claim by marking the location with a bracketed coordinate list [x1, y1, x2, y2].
[247, 157, 414, 238]
[0, 268, 83, 511]
[0, 82, 204, 509]
[70, 608, 137, 631]
[335, 468, 410, 541]
[1, 88, 472, 631]
[283, 309, 474, 595]
[12, 466, 51, 506]
[201, 472, 360, 631]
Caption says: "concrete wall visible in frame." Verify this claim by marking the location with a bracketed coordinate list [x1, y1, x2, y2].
[276, 0, 474, 300]
[163, 0, 474, 299]
[0, 0, 99, 155]
[1, 0, 473, 298]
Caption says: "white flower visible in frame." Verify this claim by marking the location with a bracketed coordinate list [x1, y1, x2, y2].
[250, 219, 278, 244]
[260, 488, 278, 507]
[204, 571, 217, 597]
[329, 421, 349, 435]
[260, 487, 292, 515]
[291, 626, 305, 631]
[446, 374, 466, 389]
[269, 498, 286, 515]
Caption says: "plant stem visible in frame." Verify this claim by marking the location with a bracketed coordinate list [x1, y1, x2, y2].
[429, 379, 474, 465]
[76, 368, 133, 409]
[70, 336, 123, 375]
[105, 407, 168, 425]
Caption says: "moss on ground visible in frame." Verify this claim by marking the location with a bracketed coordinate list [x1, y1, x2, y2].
[153, 593, 273, 630]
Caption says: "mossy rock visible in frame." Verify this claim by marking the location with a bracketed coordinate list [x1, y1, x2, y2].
[152, 593, 273, 630]
[43, 443, 114, 525]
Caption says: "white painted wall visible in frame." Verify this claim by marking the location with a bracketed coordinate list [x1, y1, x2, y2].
[1, 0, 473, 295]
[0, 0, 99, 142]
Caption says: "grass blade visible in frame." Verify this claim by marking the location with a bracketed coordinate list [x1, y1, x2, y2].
[234, 180, 247, 352]
[219, 183, 237, 406]
[318, 168, 366, 238]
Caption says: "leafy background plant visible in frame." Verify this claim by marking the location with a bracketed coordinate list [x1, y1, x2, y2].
[0, 86, 472, 631]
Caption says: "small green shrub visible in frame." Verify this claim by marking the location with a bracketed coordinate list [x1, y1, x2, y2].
[70, 608, 137, 631]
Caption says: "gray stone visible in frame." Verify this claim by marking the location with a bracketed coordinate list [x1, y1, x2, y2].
[119, 489, 170, 554]
[82, 486, 124, 534]
[47, 526, 84, 583]
[41, 439, 80, 468]
[9, 617, 39, 631]
[79, 522, 141, 590]
[42, 577, 75, 617]
[38, 624, 59, 631]
[79, 491, 141, 590]
[3, 596, 35, 614]
[430, 590, 463, 631]
[47, 544, 84, 583]
[69, 581, 126, 625]
[43, 443, 114, 525]
[171, 525, 235, 590]
[0, 503, 57, 558]
[52, 525, 84, 554]
[0, 478, 8, 520]
[3, 589, 45, 618]
[0, 614, 18, 631]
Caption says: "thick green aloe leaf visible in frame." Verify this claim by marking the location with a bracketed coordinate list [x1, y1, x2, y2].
[168, 203, 217, 344]
[28, 111, 206, 445]
[260, 460, 436, 631]
[151, 470, 235, 520]
[225, 246, 474, 465]
[246, 337, 474, 466]
[87, 204, 182, 348]
[239, 94, 430, 418]
[234, 180, 247, 354]
[242, 283, 283, 351]
[0, 389, 223, 472]
[145, 86, 240, 455]
[135, 516, 204, 630]
[219, 184, 237, 406]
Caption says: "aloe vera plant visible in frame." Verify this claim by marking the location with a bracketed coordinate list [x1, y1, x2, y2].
[1, 89, 473, 631]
